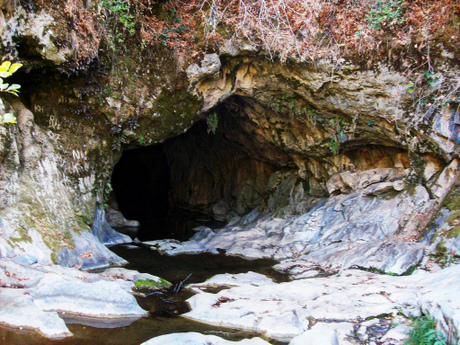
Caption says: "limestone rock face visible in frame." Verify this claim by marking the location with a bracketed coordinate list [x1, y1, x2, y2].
[0, 0, 459, 274]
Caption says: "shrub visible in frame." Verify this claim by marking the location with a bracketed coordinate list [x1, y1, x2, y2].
[0, 60, 22, 124]
[405, 315, 447, 345]
[365, 0, 405, 30]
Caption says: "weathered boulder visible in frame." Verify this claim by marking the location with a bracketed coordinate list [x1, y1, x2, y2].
[0, 258, 154, 338]
[105, 207, 141, 228]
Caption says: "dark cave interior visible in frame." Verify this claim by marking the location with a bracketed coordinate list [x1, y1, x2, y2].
[110, 104, 279, 241]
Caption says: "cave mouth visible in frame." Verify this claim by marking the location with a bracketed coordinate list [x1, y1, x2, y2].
[110, 97, 283, 242]
[109, 95, 412, 242]
[110, 112, 251, 242]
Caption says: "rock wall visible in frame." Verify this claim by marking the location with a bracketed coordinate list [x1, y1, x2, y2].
[0, 0, 459, 268]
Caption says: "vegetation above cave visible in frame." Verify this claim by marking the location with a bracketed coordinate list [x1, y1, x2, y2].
[10, 0, 457, 69]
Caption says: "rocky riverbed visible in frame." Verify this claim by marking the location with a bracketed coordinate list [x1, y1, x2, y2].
[1, 247, 459, 344]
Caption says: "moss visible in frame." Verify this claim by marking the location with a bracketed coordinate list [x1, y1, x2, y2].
[76, 212, 93, 228]
[446, 226, 460, 239]
[401, 264, 417, 276]
[436, 179, 460, 239]
[145, 84, 202, 141]
[14, 192, 78, 257]
[9, 226, 32, 243]
[50, 252, 57, 265]
[444, 193, 460, 212]
[365, 313, 394, 321]
[359, 266, 399, 276]
[134, 278, 172, 288]
[435, 240, 447, 257]
[216, 23, 233, 40]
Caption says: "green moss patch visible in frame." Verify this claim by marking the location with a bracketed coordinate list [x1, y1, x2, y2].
[134, 278, 172, 288]
[444, 191, 460, 212]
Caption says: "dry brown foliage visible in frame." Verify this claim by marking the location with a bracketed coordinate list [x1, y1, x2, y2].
[189, 0, 460, 66]
[19, 0, 459, 70]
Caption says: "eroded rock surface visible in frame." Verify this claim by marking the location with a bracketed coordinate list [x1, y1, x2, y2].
[141, 332, 270, 345]
[184, 266, 460, 343]
[143, 164, 443, 275]
[0, 258, 151, 338]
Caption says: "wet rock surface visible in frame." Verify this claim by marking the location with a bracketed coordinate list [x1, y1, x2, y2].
[2, 244, 460, 344]
[0, 258, 149, 338]
[142, 183, 430, 275]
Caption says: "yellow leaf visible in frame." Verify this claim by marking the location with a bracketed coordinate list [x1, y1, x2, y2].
[9, 63, 22, 74]
[0, 61, 11, 72]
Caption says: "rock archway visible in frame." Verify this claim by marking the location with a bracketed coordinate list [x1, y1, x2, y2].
[108, 93, 427, 246]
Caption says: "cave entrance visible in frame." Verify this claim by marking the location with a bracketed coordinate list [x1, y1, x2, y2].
[110, 98, 282, 242]
[110, 121, 239, 241]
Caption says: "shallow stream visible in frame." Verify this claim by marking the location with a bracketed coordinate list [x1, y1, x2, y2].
[0, 244, 289, 344]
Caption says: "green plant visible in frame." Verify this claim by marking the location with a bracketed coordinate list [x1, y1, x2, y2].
[326, 116, 346, 155]
[405, 315, 447, 345]
[0, 60, 22, 124]
[111, 129, 127, 150]
[351, 114, 359, 133]
[431, 240, 458, 267]
[407, 83, 415, 94]
[103, 182, 113, 209]
[407, 69, 460, 130]
[138, 134, 145, 145]
[97, 0, 136, 46]
[306, 108, 317, 125]
[365, 0, 405, 30]
[206, 112, 218, 134]
[134, 278, 172, 288]
[329, 138, 340, 156]
[423, 71, 439, 87]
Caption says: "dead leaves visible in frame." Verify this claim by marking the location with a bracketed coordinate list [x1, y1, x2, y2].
[212, 296, 236, 308]
[79, 251, 93, 258]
